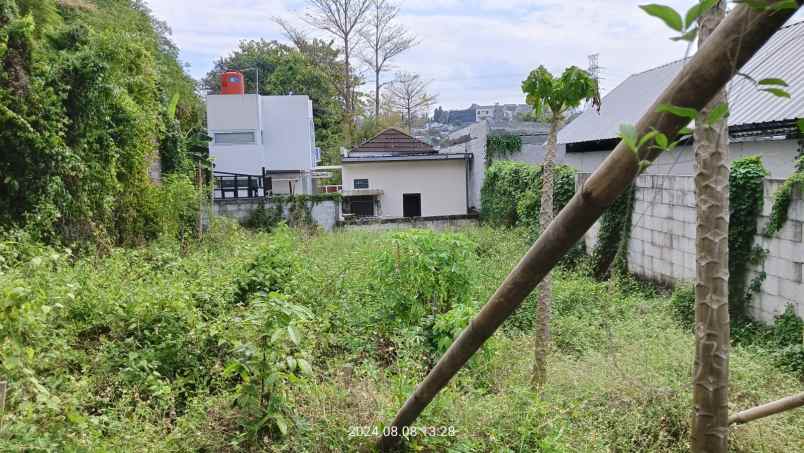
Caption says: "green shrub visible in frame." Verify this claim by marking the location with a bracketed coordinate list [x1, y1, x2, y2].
[234, 225, 299, 303]
[480, 160, 575, 230]
[669, 285, 695, 329]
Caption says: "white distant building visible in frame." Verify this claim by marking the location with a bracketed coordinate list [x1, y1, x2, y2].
[206, 94, 320, 195]
[341, 128, 473, 219]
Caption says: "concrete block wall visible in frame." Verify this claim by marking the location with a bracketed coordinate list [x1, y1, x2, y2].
[213, 198, 340, 231]
[578, 173, 803, 324]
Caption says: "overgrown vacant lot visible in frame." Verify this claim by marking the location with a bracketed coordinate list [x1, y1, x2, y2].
[1, 222, 802, 452]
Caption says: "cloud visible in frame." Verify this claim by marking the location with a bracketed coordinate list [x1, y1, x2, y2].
[147, 0, 802, 109]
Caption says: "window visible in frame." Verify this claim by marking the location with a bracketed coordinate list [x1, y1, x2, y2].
[354, 179, 369, 189]
[214, 131, 255, 145]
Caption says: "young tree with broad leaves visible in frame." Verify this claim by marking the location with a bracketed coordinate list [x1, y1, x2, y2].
[302, 0, 373, 145]
[386, 72, 437, 131]
[521, 66, 599, 388]
[360, 0, 417, 119]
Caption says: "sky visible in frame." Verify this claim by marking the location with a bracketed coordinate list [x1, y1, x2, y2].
[147, 1, 802, 111]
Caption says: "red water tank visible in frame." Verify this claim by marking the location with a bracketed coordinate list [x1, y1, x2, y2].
[221, 71, 245, 95]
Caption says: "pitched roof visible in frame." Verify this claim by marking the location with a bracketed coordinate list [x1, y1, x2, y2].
[352, 128, 436, 155]
[559, 20, 804, 145]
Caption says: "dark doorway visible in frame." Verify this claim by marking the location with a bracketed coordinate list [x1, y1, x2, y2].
[349, 196, 375, 217]
[403, 193, 421, 218]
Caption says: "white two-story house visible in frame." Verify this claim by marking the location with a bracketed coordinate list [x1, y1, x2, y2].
[207, 91, 320, 196]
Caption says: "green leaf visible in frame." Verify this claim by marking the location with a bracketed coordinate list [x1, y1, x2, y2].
[797, 118, 804, 134]
[678, 127, 694, 136]
[706, 102, 730, 125]
[287, 325, 300, 345]
[297, 358, 313, 376]
[757, 78, 789, 87]
[274, 415, 289, 436]
[657, 103, 699, 119]
[637, 130, 660, 150]
[619, 123, 639, 152]
[640, 4, 684, 31]
[671, 27, 698, 42]
[685, 0, 717, 28]
[655, 132, 669, 149]
[286, 356, 297, 371]
[761, 87, 791, 98]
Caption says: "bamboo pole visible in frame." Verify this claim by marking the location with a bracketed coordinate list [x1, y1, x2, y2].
[377, 2, 801, 450]
[729, 391, 804, 426]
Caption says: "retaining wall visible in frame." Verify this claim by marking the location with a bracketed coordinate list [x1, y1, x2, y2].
[579, 173, 803, 323]
[213, 198, 340, 231]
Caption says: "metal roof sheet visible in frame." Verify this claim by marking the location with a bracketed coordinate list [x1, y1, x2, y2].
[558, 21, 804, 145]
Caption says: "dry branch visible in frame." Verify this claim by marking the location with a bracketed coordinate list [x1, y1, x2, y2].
[377, 2, 801, 450]
[729, 391, 804, 426]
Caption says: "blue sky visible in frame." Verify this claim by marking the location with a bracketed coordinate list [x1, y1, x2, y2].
[148, 1, 802, 110]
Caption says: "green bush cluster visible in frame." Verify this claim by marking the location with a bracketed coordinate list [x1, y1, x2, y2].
[480, 160, 576, 232]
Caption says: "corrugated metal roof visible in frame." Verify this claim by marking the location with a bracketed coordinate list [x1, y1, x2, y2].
[559, 20, 804, 145]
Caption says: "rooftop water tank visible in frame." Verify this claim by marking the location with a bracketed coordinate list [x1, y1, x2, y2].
[221, 71, 245, 95]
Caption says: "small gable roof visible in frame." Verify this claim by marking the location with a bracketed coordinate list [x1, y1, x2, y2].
[559, 20, 804, 145]
[352, 128, 435, 155]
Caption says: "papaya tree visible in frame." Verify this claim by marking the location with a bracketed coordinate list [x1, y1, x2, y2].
[692, 1, 730, 451]
[521, 66, 599, 387]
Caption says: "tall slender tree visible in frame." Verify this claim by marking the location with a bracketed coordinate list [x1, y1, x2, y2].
[521, 66, 599, 388]
[691, 1, 730, 451]
[360, 0, 416, 119]
[302, 0, 373, 145]
[387, 72, 436, 131]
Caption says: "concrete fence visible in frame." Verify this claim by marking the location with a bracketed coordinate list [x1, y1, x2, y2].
[213, 198, 340, 231]
[579, 173, 803, 323]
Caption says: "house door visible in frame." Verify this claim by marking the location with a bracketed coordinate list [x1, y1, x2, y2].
[403, 193, 421, 218]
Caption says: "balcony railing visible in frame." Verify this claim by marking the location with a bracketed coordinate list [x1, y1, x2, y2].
[213, 171, 271, 199]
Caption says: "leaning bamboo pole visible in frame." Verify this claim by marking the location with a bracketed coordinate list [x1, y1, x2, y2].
[377, 2, 801, 449]
[729, 391, 804, 426]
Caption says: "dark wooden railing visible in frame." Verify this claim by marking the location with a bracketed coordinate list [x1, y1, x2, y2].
[213, 170, 272, 200]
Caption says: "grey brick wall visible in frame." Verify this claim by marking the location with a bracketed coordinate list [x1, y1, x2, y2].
[579, 173, 803, 324]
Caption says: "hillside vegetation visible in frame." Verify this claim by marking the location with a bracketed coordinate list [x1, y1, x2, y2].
[1, 223, 801, 451]
[0, 0, 204, 248]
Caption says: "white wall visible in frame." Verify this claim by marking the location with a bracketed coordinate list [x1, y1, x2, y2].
[207, 94, 315, 180]
[442, 121, 488, 210]
[579, 173, 804, 324]
[342, 160, 468, 218]
[566, 139, 799, 178]
[261, 96, 315, 171]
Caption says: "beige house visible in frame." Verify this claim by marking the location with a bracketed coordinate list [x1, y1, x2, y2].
[341, 129, 473, 219]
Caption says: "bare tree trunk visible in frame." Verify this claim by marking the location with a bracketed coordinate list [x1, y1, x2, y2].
[344, 36, 353, 145]
[375, 66, 381, 119]
[532, 115, 560, 388]
[375, 4, 798, 449]
[692, 2, 730, 452]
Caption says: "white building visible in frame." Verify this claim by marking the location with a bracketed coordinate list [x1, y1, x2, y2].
[207, 94, 320, 195]
[341, 128, 473, 219]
